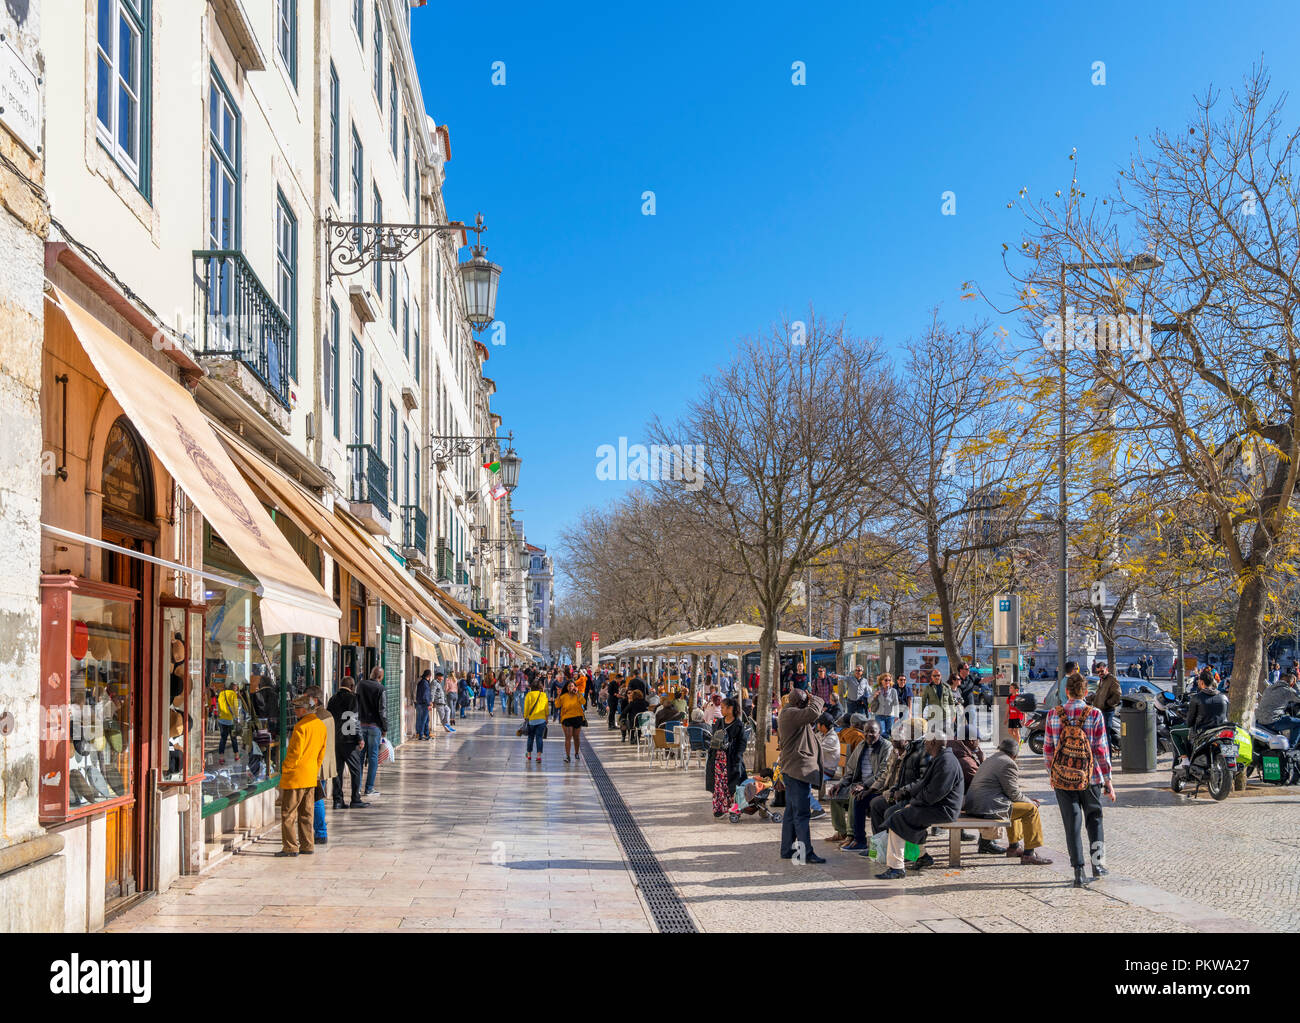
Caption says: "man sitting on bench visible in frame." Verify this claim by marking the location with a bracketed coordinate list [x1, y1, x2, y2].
[875, 731, 964, 880]
[965, 737, 1053, 865]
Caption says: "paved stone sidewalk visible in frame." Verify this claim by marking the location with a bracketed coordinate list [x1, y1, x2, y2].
[106, 712, 653, 933]
[585, 723, 1300, 933]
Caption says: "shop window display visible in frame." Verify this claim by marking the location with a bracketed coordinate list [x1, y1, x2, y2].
[201, 582, 283, 807]
[161, 601, 205, 784]
[39, 577, 135, 822]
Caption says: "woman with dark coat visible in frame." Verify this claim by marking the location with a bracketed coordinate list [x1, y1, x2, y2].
[706, 697, 746, 815]
[623, 688, 649, 743]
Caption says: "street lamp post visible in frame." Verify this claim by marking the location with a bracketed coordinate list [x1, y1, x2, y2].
[1055, 253, 1162, 700]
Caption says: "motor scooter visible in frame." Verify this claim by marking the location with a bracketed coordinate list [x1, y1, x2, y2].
[1171, 720, 1251, 800]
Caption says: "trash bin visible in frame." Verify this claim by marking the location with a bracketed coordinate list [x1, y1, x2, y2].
[1120, 696, 1156, 772]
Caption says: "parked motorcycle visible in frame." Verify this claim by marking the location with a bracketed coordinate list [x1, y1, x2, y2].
[1246, 722, 1300, 786]
[1170, 721, 1252, 800]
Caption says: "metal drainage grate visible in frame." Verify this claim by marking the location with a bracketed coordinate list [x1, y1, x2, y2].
[582, 742, 699, 933]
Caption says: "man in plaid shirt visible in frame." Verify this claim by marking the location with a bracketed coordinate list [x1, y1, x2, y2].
[1044, 672, 1116, 888]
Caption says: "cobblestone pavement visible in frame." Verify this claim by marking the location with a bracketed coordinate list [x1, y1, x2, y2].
[106, 712, 652, 933]
[105, 707, 1300, 934]
[585, 723, 1300, 933]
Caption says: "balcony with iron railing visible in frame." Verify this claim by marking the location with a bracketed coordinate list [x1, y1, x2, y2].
[434, 541, 453, 580]
[346, 444, 390, 533]
[193, 250, 291, 408]
[401, 505, 428, 557]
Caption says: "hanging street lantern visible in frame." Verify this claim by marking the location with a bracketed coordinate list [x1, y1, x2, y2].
[459, 212, 501, 330]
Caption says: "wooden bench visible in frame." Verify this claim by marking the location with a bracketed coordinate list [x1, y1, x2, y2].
[930, 816, 1011, 868]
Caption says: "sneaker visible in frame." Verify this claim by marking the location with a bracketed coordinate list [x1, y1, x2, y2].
[840, 840, 868, 851]
[564, 756, 571, 763]
[728, 812, 740, 823]
[876, 867, 906, 880]
[810, 807, 827, 820]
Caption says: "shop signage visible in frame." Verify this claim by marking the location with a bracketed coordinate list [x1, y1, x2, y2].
[0, 35, 40, 157]
[457, 618, 493, 640]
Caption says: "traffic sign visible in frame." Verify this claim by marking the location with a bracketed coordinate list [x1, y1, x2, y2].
[927, 613, 942, 630]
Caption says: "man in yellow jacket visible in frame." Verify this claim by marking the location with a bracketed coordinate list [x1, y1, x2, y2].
[277, 694, 327, 857]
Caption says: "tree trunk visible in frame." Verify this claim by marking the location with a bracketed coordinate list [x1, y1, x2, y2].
[1228, 571, 1269, 729]
[755, 617, 778, 771]
[929, 554, 961, 667]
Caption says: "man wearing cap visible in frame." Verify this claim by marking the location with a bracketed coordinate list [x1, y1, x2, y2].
[840, 664, 872, 721]
[277, 694, 327, 857]
[964, 737, 1053, 865]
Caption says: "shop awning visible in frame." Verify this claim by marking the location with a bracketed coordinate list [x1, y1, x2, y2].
[409, 620, 441, 662]
[47, 286, 340, 639]
[217, 428, 419, 625]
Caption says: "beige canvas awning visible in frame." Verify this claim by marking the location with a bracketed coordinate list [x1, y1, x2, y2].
[217, 427, 419, 624]
[47, 285, 340, 639]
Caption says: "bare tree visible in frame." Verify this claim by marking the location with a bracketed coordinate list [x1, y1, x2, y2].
[1008, 65, 1300, 725]
[651, 313, 892, 768]
[864, 313, 1042, 666]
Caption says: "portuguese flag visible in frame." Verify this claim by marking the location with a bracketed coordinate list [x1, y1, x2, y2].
[483, 460, 501, 473]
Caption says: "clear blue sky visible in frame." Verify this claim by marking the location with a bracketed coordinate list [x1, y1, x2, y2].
[411, 0, 1296, 556]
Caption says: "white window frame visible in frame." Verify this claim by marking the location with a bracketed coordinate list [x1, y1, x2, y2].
[96, 0, 146, 183]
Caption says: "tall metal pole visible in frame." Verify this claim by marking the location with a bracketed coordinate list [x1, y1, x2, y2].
[1057, 263, 1069, 699]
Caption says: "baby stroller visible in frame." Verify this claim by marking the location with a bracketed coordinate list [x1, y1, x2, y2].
[729, 774, 782, 824]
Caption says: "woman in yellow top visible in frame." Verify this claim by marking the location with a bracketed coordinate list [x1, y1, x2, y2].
[522, 679, 549, 763]
[277, 695, 327, 857]
[555, 680, 587, 763]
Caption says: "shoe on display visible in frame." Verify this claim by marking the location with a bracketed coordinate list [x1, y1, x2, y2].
[68, 770, 98, 805]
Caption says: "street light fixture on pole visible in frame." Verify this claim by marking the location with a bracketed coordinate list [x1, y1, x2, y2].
[1055, 253, 1162, 699]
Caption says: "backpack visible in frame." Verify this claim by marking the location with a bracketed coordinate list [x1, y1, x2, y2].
[1049, 706, 1095, 791]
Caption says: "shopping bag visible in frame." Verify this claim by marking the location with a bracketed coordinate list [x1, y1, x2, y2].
[378, 737, 396, 765]
[867, 830, 922, 861]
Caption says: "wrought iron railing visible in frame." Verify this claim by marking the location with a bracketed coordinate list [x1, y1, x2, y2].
[193, 250, 291, 407]
[402, 505, 428, 555]
[434, 540, 453, 580]
[346, 444, 389, 520]
[456, 568, 470, 585]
